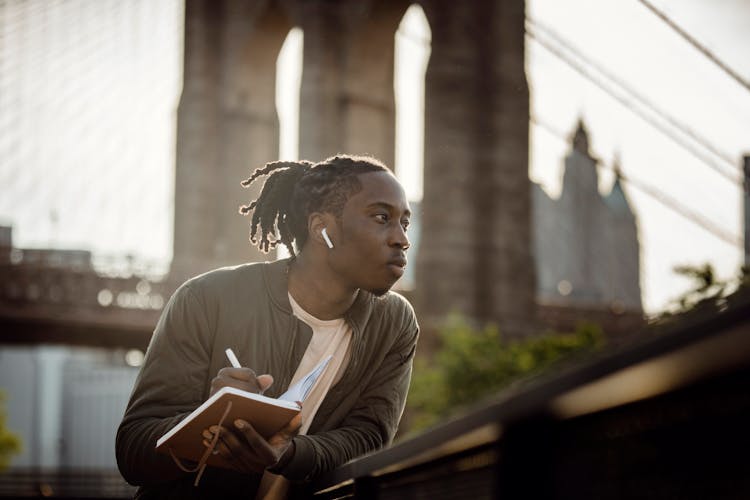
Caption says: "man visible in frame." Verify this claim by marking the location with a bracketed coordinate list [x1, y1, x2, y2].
[116, 155, 419, 499]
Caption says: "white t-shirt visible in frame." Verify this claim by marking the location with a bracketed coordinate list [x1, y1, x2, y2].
[255, 294, 353, 500]
[286, 292, 353, 434]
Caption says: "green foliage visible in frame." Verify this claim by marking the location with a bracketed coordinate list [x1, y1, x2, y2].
[406, 317, 603, 432]
[671, 263, 726, 311]
[655, 264, 750, 322]
[0, 391, 21, 472]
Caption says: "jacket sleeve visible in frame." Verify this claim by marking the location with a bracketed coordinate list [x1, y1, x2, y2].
[116, 284, 214, 486]
[281, 312, 419, 482]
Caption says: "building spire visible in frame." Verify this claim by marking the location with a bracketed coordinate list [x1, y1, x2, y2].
[605, 152, 634, 217]
[612, 152, 623, 179]
[572, 117, 589, 155]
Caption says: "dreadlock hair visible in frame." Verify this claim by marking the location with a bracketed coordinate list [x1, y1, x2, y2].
[239, 154, 389, 257]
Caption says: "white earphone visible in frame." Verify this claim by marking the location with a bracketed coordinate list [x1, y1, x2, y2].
[321, 228, 334, 249]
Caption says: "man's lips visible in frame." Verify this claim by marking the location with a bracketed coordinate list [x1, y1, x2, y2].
[387, 256, 407, 268]
[387, 257, 407, 277]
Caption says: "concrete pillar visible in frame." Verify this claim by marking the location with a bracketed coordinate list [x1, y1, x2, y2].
[418, 0, 535, 335]
[172, 0, 223, 280]
[744, 155, 750, 267]
[296, 0, 407, 167]
[294, 1, 344, 161]
[172, 0, 291, 281]
[340, 3, 406, 166]
[217, 1, 291, 269]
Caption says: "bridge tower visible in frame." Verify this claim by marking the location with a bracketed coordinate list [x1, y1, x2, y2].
[171, 0, 535, 334]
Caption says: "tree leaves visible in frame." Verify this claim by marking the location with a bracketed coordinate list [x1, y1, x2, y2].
[405, 317, 603, 432]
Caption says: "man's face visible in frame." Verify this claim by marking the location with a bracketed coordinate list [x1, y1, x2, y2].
[328, 171, 411, 296]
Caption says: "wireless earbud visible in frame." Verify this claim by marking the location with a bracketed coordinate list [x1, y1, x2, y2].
[321, 228, 334, 249]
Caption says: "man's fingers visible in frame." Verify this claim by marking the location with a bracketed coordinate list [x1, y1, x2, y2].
[204, 435, 258, 472]
[210, 368, 274, 396]
[217, 367, 257, 382]
[232, 420, 267, 448]
[203, 434, 231, 458]
[228, 421, 277, 464]
[279, 413, 303, 438]
[266, 413, 302, 449]
[206, 421, 296, 474]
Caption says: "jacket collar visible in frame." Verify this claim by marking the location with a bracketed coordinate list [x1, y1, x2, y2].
[263, 258, 294, 314]
[262, 257, 374, 332]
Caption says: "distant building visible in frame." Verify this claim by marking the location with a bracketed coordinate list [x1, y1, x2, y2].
[533, 121, 642, 312]
[0, 346, 138, 470]
[405, 119, 642, 335]
[0, 225, 158, 495]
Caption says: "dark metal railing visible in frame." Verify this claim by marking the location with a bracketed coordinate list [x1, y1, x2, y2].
[311, 293, 750, 499]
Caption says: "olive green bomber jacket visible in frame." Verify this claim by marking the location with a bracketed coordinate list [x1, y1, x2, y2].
[116, 259, 419, 497]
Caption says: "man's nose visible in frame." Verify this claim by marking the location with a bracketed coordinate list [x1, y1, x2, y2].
[391, 225, 410, 250]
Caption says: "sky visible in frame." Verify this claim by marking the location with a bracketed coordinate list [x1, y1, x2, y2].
[0, 0, 748, 313]
[524, 0, 750, 312]
[0, 0, 181, 276]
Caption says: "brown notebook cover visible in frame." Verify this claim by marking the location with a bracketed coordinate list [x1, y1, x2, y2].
[155, 387, 300, 469]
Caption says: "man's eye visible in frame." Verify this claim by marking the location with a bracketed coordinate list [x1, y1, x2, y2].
[375, 214, 389, 223]
[401, 220, 410, 231]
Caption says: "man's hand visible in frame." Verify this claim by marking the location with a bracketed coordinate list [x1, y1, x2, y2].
[210, 367, 273, 397]
[201, 413, 302, 473]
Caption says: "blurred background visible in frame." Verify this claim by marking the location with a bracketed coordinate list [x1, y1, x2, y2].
[0, 0, 748, 497]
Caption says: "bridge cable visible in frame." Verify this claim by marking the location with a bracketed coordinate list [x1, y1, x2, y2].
[635, 0, 750, 93]
[526, 19, 742, 185]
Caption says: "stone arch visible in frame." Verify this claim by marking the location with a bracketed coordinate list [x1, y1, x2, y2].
[172, 0, 294, 279]
[394, 3, 431, 200]
[171, 1, 535, 336]
[294, 1, 411, 167]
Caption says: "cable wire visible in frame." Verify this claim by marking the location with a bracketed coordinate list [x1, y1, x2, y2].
[529, 18, 740, 170]
[399, 18, 744, 185]
[636, 0, 750, 93]
[526, 19, 743, 185]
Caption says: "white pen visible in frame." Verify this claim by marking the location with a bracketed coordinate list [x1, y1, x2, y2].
[225, 348, 241, 368]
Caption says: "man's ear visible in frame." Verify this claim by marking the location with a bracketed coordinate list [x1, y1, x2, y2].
[308, 212, 336, 248]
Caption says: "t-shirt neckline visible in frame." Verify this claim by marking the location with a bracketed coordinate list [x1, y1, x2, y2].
[287, 292, 345, 328]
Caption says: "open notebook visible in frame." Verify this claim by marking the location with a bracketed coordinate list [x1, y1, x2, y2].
[156, 355, 332, 469]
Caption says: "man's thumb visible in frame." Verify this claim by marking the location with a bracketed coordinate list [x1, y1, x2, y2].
[258, 374, 274, 393]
